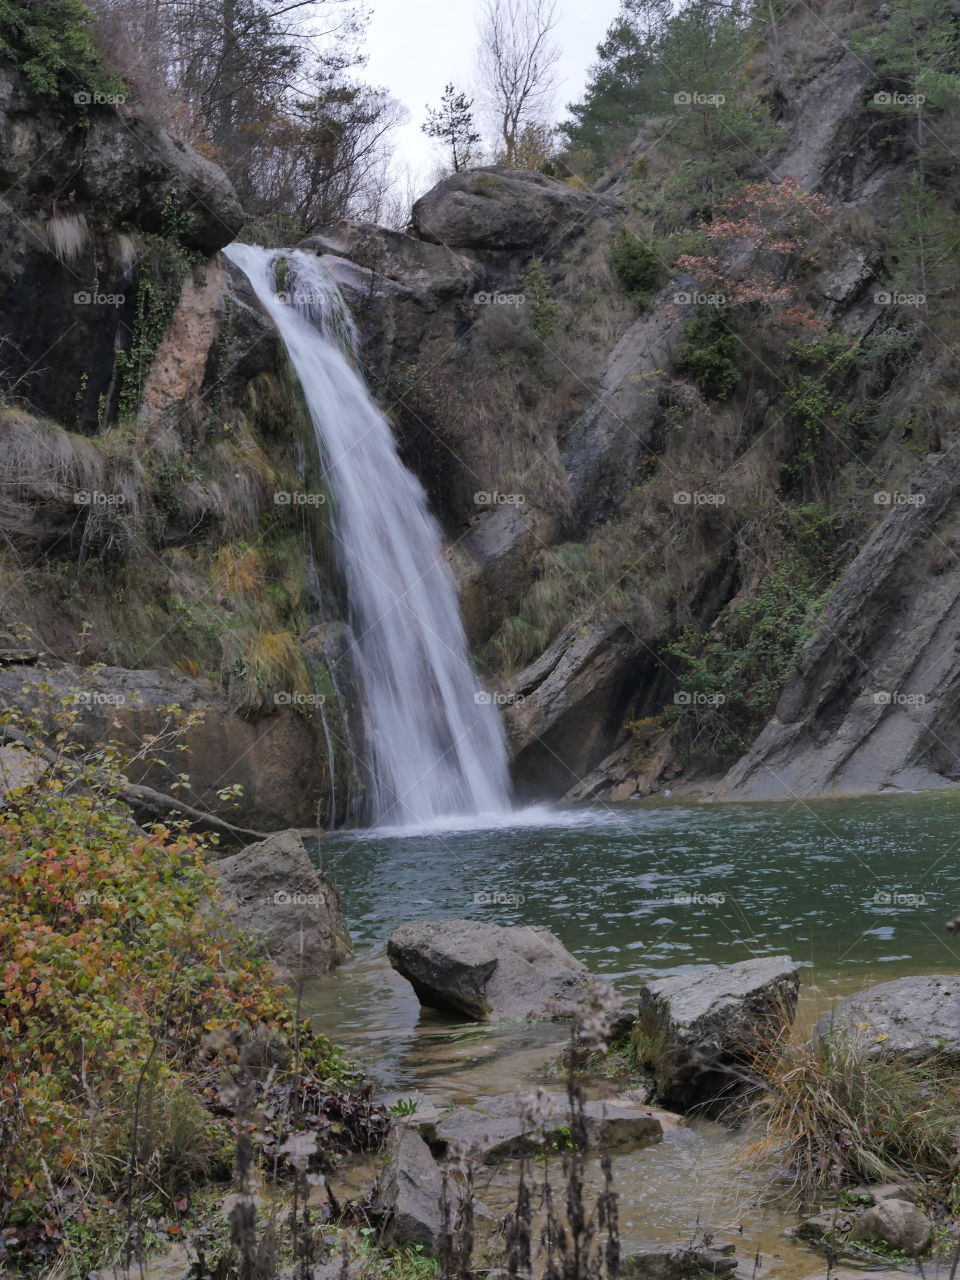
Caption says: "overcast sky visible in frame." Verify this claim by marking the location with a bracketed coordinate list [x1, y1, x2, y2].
[361, 0, 623, 191]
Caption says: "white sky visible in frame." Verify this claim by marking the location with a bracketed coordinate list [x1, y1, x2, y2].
[361, 0, 623, 193]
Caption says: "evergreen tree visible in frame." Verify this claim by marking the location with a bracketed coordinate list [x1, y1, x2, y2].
[423, 83, 482, 172]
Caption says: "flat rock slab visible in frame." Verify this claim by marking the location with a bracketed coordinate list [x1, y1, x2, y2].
[636, 956, 800, 1110]
[815, 974, 960, 1061]
[422, 1091, 665, 1163]
[623, 1243, 738, 1280]
[387, 919, 602, 1021]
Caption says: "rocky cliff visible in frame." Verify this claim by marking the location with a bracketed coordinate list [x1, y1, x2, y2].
[3, 0, 960, 819]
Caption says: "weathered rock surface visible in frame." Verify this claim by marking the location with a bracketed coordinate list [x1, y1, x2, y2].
[375, 1127, 445, 1250]
[0, 660, 325, 831]
[815, 974, 960, 1062]
[0, 744, 48, 800]
[423, 1091, 665, 1163]
[635, 957, 801, 1109]
[848, 1200, 932, 1257]
[623, 1242, 738, 1280]
[386, 919, 599, 1021]
[301, 220, 479, 300]
[722, 450, 960, 801]
[411, 167, 622, 251]
[213, 830, 350, 978]
[0, 64, 241, 430]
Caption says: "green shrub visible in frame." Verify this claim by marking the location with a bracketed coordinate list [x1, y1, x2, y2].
[0, 0, 124, 101]
[676, 311, 740, 400]
[610, 226, 662, 302]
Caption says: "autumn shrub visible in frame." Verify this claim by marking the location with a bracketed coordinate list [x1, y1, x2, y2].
[0, 711, 360, 1260]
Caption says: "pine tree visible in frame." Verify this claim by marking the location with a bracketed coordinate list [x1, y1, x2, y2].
[423, 83, 482, 173]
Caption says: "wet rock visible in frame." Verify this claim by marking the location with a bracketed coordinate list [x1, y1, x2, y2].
[848, 1199, 932, 1257]
[635, 956, 800, 1110]
[815, 974, 960, 1062]
[301, 220, 479, 300]
[794, 1210, 855, 1248]
[412, 166, 622, 251]
[375, 1127, 445, 1251]
[387, 919, 601, 1021]
[213, 830, 351, 979]
[423, 1091, 665, 1163]
[623, 1242, 738, 1280]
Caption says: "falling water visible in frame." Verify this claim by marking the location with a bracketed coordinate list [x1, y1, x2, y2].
[224, 244, 512, 828]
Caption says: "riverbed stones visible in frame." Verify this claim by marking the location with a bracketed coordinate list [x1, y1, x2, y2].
[622, 1241, 738, 1280]
[422, 1091, 665, 1163]
[375, 1127, 444, 1250]
[213, 830, 351, 979]
[635, 956, 801, 1110]
[815, 974, 960, 1062]
[386, 919, 602, 1021]
[847, 1199, 932, 1257]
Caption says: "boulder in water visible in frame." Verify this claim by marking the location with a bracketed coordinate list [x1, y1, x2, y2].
[213, 830, 350, 979]
[848, 1199, 932, 1256]
[815, 974, 960, 1062]
[623, 1241, 738, 1280]
[386, 919, 605, 1021]
[375, 1127, 445, 1251]
[422, 1091, 665, 1163]
[635, 956, 800, 1109]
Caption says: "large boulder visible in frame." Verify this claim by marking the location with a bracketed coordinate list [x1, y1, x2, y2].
[635, 957, 801, 1110]
[300, 220, 479, 300]
[815, 974, 960, 1062]
[411, 167, 622, 251]
[386, 919, 601, 1021]
[423, 1091, 665, 1163]
[214, 830, 351, 979]
[848, 1200, 932, 1257]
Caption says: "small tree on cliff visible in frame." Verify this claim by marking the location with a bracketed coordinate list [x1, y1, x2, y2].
[423, 83, 482, 172]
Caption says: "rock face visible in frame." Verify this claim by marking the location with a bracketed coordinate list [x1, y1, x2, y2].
[0, 65, 241, 430]
[721, 449, 960, 801]
[815, 974, 960, 1062]
[0, 660, 325, 832]
[386, 920, 598, 1021]
[375, 1127, 445, 1250]
[411, 167, 622, 250]
[213, 830, 350, 978]
[635, 957, 801, 1109]
[424, 1092, 665, 1163]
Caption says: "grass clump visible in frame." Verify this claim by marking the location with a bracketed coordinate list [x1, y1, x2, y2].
[746, 1032, 960, 1197]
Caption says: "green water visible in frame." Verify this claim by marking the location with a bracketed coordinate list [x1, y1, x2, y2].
[305, 796, 960, 1277]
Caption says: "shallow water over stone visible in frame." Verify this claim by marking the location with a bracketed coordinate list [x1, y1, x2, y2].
[304, 795, 960, 1279]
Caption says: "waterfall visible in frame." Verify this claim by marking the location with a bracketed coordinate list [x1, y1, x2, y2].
[224, 244, 512, 828]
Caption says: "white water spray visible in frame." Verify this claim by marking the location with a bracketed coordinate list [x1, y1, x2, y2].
[224, 244, 512, 828]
